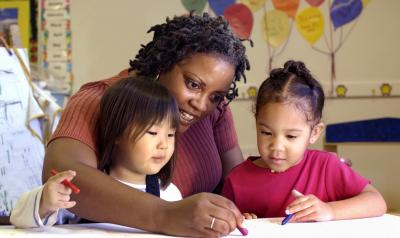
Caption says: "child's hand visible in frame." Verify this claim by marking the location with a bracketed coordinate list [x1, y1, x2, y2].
[286, 193, 334, 222]
[243, 212, 257, 219]
[39, 170, 77, 219]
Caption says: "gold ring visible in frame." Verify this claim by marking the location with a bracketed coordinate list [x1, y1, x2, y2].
[210, 217, 216, 229]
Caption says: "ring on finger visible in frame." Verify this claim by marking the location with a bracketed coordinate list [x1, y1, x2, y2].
[210, 217, 216, 229]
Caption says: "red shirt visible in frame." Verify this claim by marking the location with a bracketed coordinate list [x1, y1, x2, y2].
[221, 149, 370, 217]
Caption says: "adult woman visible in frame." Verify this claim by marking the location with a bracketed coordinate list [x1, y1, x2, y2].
[43, 12, 250, 237]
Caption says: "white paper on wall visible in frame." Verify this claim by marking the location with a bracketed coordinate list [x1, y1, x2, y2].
[0, 47, 60, 216]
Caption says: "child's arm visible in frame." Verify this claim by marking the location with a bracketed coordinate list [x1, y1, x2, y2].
[287, 184, 386, 222]
[10, 170, 77, 228]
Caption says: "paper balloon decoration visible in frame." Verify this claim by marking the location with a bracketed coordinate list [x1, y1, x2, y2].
[262, 9, 289, 48]
[306, 0, 324, 7]
[272, 0, 300, 19]
[362, 0, 370, 7]
[181, 0, 207, 14]
[240, 0, 267, 12]
[224, 3, 254, 39]
[330, 0, 362, 29]
[296, 7, 324, 45]
[209, 0, 235, 16]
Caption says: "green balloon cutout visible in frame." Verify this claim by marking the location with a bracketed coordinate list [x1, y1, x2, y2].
[181, 0, 207, 14]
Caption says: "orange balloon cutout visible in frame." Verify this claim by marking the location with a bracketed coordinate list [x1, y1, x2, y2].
[224, 3, 254, 39]
[296, 7, 324, 45]
[272, 0, 300, 19]
[262, 9, 290, 48]
[240, 0, 267, 12]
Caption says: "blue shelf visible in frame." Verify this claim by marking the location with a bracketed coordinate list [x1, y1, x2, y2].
[326, 118, 400, 143]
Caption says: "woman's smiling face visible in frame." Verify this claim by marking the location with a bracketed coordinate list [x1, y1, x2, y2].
[158, 53, 235, 133]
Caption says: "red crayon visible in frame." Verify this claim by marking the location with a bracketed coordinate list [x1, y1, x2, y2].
[51, 169, 80, 194]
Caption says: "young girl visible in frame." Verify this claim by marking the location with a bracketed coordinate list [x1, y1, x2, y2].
[10, 76, 182, 228]
[221, 60, 386, 222]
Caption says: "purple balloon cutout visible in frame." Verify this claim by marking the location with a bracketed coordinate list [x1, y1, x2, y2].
[208, 0, 235, 16]
[330, 0, 363, 29]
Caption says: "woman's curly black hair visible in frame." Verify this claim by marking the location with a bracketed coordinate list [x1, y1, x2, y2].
[129, 11, 250, 101]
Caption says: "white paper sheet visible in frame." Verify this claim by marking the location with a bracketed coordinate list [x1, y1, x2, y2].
[1, 214, 400, 238]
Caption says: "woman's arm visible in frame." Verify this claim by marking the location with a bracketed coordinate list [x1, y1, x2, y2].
[220, 146, 244, 178]
[43, 138, 243, 237]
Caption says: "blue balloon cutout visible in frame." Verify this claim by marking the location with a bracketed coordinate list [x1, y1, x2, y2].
[330, 0, 363, 29]
[208, 0, 235, 16]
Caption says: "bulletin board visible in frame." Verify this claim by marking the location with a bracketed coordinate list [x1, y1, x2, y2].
[0, 0, 30, 48]
[180, 0, 399, 99]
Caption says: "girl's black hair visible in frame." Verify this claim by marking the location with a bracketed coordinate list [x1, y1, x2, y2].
[255, 60, 325, 125]
[129, 11, 250, 102]
[96, 76, 179, 188]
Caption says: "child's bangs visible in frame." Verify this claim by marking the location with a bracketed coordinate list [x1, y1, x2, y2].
[152, 100, 180, 130]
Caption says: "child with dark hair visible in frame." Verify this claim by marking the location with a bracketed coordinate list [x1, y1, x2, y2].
[96, 76, 180, 199]
[222, 60, 386, 222]
[11, 77, 181, 228]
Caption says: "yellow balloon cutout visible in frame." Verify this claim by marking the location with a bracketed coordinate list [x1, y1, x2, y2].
[262, 10, 290, 48]
[295, 7, 324, 45]
[241, 0, 267, 12]
[362, 0, 371, 7]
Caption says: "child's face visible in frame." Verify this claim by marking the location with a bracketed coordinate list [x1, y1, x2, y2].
[115, 119, 176, 184]
[255, 102, 323, 173]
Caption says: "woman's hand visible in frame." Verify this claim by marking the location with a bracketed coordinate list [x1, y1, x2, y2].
[286, 194, 334, 222]
[39, 170, 77, 219]
[159, 193, 244, 237]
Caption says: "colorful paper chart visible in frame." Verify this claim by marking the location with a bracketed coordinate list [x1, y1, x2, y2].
[40, 0, 72, 93]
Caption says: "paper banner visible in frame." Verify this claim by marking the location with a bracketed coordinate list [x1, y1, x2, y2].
[40, 0, 72, 93]
[240, 0, 267, 12]
[181, 0, 207, 14]
[272, 0, 300, 19]
[262, 9, 289, 48]
[209, 0, 235, 16]
[306, 0, 325, 7]
[296, 7, 324, 45]
[43, 9, 69, 20]
[224, 3, 253, 39]
[44, 0, 67, 9]
[330, 0, 362, 29]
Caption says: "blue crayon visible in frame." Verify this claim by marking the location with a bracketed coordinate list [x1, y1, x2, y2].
[282, 190, 304, 225]
[281, 213, 294, 225]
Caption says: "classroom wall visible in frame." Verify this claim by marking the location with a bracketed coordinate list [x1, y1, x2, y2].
[70, 1, 400, 210]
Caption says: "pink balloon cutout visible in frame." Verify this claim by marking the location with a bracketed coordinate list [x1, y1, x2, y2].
[224, 3, 254, 39]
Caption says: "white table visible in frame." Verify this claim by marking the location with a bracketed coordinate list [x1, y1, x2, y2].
[1, 214, 400, 237]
